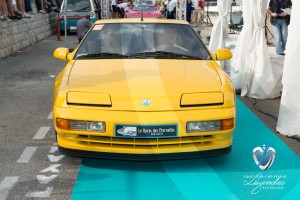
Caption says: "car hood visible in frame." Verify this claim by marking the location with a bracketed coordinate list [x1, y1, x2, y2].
[67, 59, 223, 111]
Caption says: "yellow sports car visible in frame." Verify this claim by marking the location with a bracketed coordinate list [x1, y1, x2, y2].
[53, 18, 235, 160]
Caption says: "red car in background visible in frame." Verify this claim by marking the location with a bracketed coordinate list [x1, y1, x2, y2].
[126, 4, 163, 18]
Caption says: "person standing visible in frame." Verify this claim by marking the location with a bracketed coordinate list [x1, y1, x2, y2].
[0, 0, 8, 21]
[24, 0, 34, 14]
[76, 14, 91, 43]
[110, 0, 117, 18]
[160, 0, 168, 17]
[36, 0, 46, 14]
[116, 1, 129, 18]
[11, 0, 24, 19]
[17, 0, 31, 18]
[267, 0, 292, 55]
[186, 0, 193, 23]
[55, 0, 61, 9]
[166, 0, 175, 19]
[191, 0, 204, 28]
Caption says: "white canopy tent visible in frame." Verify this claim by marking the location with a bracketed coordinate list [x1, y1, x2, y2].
[230, 0, 253, 90]
[240, 0, 281, 99]
[208, 0, 232, 53]
[276, 0, 300, 138]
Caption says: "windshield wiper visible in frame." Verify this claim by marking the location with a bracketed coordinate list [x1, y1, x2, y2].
[127, 51, 200, 59]
[75, 6, 91, 12]
[76, 52, 201, 59]
[76, 53, 127, 59]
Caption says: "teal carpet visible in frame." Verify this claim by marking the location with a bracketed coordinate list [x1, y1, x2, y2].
[71, 99, 300, 200]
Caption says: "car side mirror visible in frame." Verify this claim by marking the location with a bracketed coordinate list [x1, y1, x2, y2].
[215, 48, 232, 61]
[210, 48, 232, 61]
[53, 47, 70, 60]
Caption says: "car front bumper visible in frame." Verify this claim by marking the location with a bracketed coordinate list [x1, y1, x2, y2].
[54, 105, 235, 159]
[58, 145, 232, 161]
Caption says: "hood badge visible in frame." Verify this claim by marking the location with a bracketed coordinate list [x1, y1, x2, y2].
[141, 99, 151, 106]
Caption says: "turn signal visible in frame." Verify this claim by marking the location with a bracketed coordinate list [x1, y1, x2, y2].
[56, 118, 71, 130]
[221, 118, 234, 130]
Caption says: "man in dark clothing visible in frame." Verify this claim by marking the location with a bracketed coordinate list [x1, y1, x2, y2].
[186, 0, 193, 23]
[267, 0, 292, 55]
[76, 14, 91, 43]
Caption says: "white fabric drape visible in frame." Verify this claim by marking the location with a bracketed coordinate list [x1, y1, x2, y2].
[276, 0, 300, 137]
[208, 0, 232, 53]
[241, 0, 280, 98]
[230, 0, 253, 90]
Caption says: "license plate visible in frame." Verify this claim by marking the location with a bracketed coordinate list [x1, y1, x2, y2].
[70, 26, 77, 32]
[115, 124, 177, 138]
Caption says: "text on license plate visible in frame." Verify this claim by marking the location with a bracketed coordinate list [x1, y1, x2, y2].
[115, 124, 178, 138]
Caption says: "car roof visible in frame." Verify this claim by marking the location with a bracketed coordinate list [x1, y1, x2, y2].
[94, 18, 190, 25]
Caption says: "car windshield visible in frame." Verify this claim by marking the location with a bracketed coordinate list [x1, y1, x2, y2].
[64, 0, 91, 12]
[75, 23, 211, 60]
[134, 0, 154, 5]
[133, 5, 157, 11]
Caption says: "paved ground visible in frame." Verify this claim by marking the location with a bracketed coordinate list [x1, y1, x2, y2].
[0, 35, 80, 200]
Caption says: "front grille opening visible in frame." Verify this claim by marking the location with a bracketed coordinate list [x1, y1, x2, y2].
[70, 134, 218, 148]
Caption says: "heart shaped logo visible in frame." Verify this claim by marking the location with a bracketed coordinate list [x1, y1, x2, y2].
[253, 145, 276, 170]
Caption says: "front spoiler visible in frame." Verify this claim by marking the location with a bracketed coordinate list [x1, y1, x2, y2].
[58, 146, 232, 161]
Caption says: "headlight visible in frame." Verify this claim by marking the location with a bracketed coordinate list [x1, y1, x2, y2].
[186, 119, 234, 132]
[89, 11, 95, 18]
[56, 118, 106, 132]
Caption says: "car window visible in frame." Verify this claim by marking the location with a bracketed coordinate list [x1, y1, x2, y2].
[63, 0, 92, 12]
[75, 23, 211, 60]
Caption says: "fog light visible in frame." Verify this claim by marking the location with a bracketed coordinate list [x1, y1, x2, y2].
[87, 122, 105, 131]
[187, 120, 220, 132]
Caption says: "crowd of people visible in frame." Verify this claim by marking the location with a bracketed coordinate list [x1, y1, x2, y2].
[1, 0, 205, 27]
[0, 0, 62, 22]
[160, 0, 205, 27]
[109, 0, 133, 18]
[109, 0, 205, 28]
